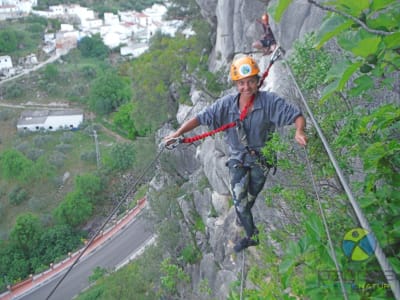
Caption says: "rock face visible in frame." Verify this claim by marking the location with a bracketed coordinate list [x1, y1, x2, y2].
[154, 0, 326, 298]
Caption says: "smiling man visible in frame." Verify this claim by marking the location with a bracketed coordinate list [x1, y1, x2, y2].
[164, 56, 307, 252]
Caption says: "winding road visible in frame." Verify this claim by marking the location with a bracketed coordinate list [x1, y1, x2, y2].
[1, 53, 156, 300]
[19, 216, 154, 300]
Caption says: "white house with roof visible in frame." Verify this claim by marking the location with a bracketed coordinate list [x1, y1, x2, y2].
[0, 4, 17, 19]
[55, 25, 79, 56]
[0, 55, 12, 69]
[0, 0, 37, 18]
[104, 12, 119, 26]
[81, 18, 103, 30]
[120, 42, 148, 57]
[17, 109, 84, 132]
[142, 4, 166, 22]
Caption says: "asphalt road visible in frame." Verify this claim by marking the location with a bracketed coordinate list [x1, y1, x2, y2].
[17, 215, 154, 300]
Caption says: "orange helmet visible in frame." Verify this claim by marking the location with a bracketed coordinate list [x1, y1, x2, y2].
[230, 56, 260, 81]
[262, 13, 269, 24]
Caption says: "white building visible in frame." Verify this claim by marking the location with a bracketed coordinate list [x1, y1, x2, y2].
[104, 12, 119, 26]
[81, 18, 103, 30]
[0, 0, 37, 18]
[0, 55, 13, 69]
[17, 109, 84, 132]
[0, 0, 37, 6]
[142, 4, 166, 23]
[120, 43, 148, 57]
[55, 25, 79, 56]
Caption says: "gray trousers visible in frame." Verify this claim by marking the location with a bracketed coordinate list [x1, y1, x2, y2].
[228, 161, 267, 238]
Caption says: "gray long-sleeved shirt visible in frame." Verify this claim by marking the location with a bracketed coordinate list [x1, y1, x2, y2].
[196, 91, 302, 164]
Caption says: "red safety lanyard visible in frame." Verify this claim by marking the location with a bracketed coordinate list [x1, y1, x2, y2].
[181, 94, 255, 144]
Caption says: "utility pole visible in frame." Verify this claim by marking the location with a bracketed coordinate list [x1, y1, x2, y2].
[93, 129, 101, 168]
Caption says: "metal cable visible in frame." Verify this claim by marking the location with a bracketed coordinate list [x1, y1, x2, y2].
[302, 146, 349, 299]
[46, 147, 165, 299]
[282, 59, 400, 300]
[240, 250, 245, 300]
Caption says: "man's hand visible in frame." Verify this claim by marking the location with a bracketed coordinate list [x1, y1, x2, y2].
[163, 132, 181, 146]
[295, 129, 307, 146]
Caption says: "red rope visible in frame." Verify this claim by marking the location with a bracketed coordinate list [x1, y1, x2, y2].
[181, 61, 273, 144]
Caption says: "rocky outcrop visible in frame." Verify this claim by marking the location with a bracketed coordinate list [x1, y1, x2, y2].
[154, 0, 326, 299]
[197, 0, 325, 74]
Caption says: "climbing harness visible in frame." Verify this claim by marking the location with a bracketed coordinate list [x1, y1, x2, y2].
[165, 46, 284, 149]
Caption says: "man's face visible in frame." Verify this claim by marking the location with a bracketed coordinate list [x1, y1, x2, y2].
[236, 76, 258, 96]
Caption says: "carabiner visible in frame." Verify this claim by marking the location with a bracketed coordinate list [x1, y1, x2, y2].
[270, 46, 284, 64]
[164, 137, 183, 150]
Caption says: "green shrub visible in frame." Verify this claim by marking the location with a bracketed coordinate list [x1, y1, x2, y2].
[8, 186, 28, 205]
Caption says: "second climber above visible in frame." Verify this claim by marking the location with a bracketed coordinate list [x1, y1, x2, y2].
[252, 13, 277, 55]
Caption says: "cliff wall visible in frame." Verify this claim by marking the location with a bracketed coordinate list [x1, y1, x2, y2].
[153, 1, 325, 298]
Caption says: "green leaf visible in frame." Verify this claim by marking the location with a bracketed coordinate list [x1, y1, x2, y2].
[338, 60, 363, 89]
[270, 0, 293, 22]
[371, 0, 398, 11]
[351, 36, 382, 57]
[349, 75, 374, 96]
[359, 195, 378, 209]
[324, 59, 351, 83]
[331, 0, 370, 16]
[279, 257, 296, 274]
[305, 213, 324, 241]
[383, 32, 400, 49]
[388, 257, 400, 274]
[321, 79, 340, 101]
[321, 60, 362, 101]
[315, 15, 353, 49]
[363, 142, 387, 170]
[367, 11, 399, 31]
[337, 30, 374, 53]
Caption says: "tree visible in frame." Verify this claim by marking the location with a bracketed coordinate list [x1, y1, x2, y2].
[112, 102, 138, 139]
[78, 34, 109, 59]
[36, 224, 81, 265]
[53, 191, 93, 228]
[105, 143, 136, 171]
[0, 29, 18, 53]
[9, 213, 42, 258]
[75, 173, 103, 203]
[88, 70, 132, 115]
[0, 149, 33, 182]
[164, 0, 200, 22]
[43, 64, 59, 82]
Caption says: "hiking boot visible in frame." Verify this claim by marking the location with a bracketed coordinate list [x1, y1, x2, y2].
[234, 234, 259, 253]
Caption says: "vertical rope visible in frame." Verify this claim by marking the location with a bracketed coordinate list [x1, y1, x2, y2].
[240, 250, 245, 300]
[302, 146, 349, 299]
[282, 59, 400, 300]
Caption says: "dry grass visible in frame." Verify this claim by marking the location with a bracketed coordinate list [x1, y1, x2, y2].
[0, 108, 120, 238]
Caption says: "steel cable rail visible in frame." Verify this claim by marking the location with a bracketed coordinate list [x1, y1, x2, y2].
[45, 147, 166, 300]
[281, 58, 400, 300]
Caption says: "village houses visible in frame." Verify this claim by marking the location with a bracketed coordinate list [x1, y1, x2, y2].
[0, 1, 187, 75]
[1, 1, 192, 132]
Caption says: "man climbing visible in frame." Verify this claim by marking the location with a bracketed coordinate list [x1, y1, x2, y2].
[164, 56, 307, 252]
[252, 13, 277, 55]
